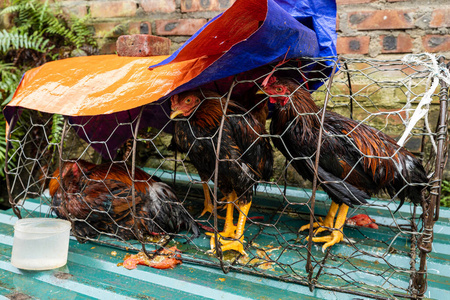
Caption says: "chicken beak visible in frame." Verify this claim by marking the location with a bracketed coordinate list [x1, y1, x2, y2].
[170, 110, 184, 119]
[255, 90, 265, 95]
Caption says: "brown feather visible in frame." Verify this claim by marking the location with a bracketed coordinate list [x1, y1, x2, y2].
[266, 77, 427, 208]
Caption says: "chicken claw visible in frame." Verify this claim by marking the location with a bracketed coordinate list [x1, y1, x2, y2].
[208, 236, 246, 256]
[306, 230, 344, 252]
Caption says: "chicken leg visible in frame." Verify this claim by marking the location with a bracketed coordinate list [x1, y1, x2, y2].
[215, 201, 251, 255]
[207, 192, 250, 256]
[299, 201, 339, 234]
[205, 192, 238, 239]
[301, 203, 349, 251]
[199, 181, 225, 218]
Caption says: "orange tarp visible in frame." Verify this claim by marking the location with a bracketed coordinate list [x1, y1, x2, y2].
[6, 54, 211, 117]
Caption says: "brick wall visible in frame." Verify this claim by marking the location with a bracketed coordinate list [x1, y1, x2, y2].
[55, 0, 236, 54]
[337, 0, 450, 57]
[50, 0, 450, 58]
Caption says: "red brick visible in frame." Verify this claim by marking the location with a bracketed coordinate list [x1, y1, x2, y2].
[61, 2, 88, 17]
[430, 9, 450, 28]
[380, 33, 413, 53]
[336, 0, 374, 4]
[90, 1, 137, 18]
[93, 23, 122, 38]
[140, 0, 176, 13]
[117, 35, 171, 57]
[337, 36, 370, 54]
[139, 22, 152, 35]
[181, 0, 235, 12]
[422, 35, 450, 53]
[348, 10, 415, 30]
[155, 19, 207, 36]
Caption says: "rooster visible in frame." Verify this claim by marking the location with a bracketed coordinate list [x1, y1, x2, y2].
[49, 160, 199, 241]
[170, 90, 273, 255]
[170, 86, 269, 219]
[259, 76, 428, 251]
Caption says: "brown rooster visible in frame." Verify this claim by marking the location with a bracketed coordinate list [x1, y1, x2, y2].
[170, 90, 273, 255]
[170, 87, 269, 219]
[259, 76, 428, 251]
[49, 160, 199, 241]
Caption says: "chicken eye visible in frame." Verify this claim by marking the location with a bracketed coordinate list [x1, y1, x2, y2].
[275, 87, 283, 93]
[185, 98, 191, 104]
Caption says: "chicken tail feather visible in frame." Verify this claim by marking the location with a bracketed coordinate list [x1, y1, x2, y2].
[305, 159, 371, 208]
[145, 181, 200, 239]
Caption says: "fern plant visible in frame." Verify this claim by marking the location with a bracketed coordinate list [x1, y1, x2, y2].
[0, 62, 20, 101]
[0, 0, 98, 203]
[48, 114, 64, 150]
[441, 180, 450, 208]
[0, 0, 97, 99]
[0, 29, 51, 52]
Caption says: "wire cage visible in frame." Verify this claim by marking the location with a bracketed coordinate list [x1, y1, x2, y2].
[5, 55, 449, 299]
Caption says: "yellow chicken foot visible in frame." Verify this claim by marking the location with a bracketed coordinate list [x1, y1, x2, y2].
[299, 201, 339, 235]
[208, 200, 251, 256]
[199, 183, 225, 219]
[206, 202, 237, 238]
[310, 204, 349, 251]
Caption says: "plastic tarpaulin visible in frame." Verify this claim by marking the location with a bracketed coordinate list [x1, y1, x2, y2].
[150, 0, 336, 93]
[4, 0, 336, 158]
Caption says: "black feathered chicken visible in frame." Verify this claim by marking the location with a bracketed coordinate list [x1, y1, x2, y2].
[259, 76, 428, 250]
[170, 90, 273, 255]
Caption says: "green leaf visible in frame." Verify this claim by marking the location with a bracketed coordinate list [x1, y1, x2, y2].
[0, 29, 51, 53]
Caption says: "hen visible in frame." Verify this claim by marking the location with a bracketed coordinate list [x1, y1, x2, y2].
[49, 160, 199, 241]
[259, 76, 428, 250]
[170, 90, 273, 255]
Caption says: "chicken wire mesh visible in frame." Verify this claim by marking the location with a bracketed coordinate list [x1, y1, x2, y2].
[5, 55, 449, 299]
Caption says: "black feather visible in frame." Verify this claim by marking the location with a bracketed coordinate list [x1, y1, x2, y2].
[172, 95, 273, 204]
[51, 162, 199, 240]
[268, 77, 428, 212]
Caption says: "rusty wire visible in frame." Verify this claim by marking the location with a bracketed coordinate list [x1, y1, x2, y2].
[4, 56, 447, 299]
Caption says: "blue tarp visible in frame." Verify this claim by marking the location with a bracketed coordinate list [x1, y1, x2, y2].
[149, 0, 337, 94]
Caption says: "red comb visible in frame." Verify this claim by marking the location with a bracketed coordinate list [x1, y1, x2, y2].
[261, 47, 291, 87]
[297, 60, 309, 90]
[262, 75, 277, 87]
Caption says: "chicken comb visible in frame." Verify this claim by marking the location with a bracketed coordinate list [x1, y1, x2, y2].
[297, 60, 309, 90]
[262, 75, 277, 87]
[261, 47, 291, 87]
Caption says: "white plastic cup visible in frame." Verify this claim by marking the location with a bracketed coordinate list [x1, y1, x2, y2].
[11, 218, 71, 270]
